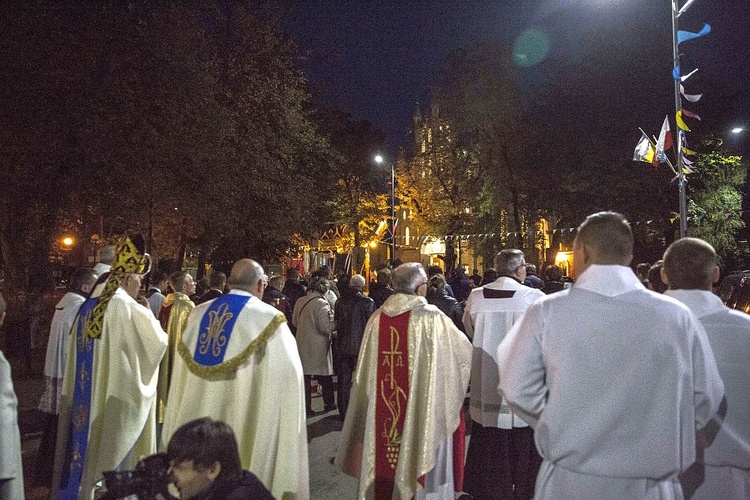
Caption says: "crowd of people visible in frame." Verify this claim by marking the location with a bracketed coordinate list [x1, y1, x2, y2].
[0, 210, 748, 499]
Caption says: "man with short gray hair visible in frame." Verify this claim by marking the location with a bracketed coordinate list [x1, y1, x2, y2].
[498, 212, 724, 499]
[333, 274, 374, 420]
[662, 238, 750, 499]
[162, 258, 308, 499]
[93, 244, 116, 275]
[462, 249, 545, 499]
[337, 262, 472, 498]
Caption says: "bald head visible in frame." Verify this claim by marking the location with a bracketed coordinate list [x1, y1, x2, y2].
[227, 259, 265, 297]
[574, 211, 633, 274]
[662, 237, 719, 291]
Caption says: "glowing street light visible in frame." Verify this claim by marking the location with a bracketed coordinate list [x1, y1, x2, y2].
[732, 127, 745, 134]
[62, 236, 75, 247]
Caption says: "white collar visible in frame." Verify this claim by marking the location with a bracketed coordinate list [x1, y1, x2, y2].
[664, 289, 726, 318]
[228, 289, 254, 298]
[484, 276, 527, 290]
[573, 265, 644, 297]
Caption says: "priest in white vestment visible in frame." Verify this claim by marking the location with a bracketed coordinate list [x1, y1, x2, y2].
[498, 212, 724, 500]
[162, 259, 309, 500]
[662, 237, 750, 499]
[336, 262, 472, 499]
[52, 236, 167, 500]
[462, 249, 545, 499]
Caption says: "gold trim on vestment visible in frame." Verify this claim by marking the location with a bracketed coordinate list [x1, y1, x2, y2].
[177, 313, 286, 380]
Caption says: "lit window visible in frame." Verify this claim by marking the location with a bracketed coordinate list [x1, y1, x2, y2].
[405, 227, 410, 246]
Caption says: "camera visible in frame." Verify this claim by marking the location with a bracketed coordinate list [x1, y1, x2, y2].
[100, 453, 173, 499]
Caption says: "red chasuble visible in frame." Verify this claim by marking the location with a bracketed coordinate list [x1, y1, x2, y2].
[375, 311, 411, 500]
[158, 304, 172, 331]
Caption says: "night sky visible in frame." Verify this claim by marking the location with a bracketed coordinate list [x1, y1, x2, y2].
[279, 0, 750, 154]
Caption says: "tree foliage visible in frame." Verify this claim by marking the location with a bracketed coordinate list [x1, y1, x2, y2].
[0, 2, 336, 297]
[687, 138, 747, 261]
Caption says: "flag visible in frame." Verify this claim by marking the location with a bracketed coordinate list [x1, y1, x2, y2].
[676, 111, 691, 132]
[680, 84, 702, 102]
[653, 117, 673, 166]
[677, 23, 711, 44]
[633, 132, 655, 164]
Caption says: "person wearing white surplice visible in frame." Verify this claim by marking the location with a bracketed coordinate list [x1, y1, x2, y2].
[162, 258, 309, 500]
[498, 211, 724, 499]
[52, 236, 168, 500]
[336, 262, 472, 499]
[36, 268, 97, 486]
[662, 238, 750, 499]
[462, 249, 544, 499]
[0, 293, 25, 500]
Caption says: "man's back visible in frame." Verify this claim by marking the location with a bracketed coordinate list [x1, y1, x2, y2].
[163, 291, 309, 499]
[334, 290, 374, 356]
[337, 293, 471, 498]
[463, 277, 543, 428]
[666, 289, 750, 498]
[499, 266, 723, 487]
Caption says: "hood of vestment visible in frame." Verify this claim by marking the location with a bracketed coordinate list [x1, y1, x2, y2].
[381, 293, 427, 316]
[162, 291, 194, 309]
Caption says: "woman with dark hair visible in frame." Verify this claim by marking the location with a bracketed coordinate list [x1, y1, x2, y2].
[426, 274, 465, 333]
[479, 268, 498, 286]
[165, 418, 273, 499]
[543, 264, 567, 294]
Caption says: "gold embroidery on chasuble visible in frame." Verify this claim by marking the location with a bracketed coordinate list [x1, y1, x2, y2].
[178, 313, 286, 380]
[380, 322, 408, 470]
[198, 303, 232, 357]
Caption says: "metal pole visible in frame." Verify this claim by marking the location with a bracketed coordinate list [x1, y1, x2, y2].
[672, 0, 688, 238]
[391, 162, 397, 262]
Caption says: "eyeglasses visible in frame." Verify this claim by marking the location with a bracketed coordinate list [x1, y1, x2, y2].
[414, 281, 428, 293]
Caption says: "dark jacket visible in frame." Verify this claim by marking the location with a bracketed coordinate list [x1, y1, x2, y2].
[262, 286, 292, 323]
[197, 288, 223, 304]
[523, 273, 545, 290]
[191, 471, 274, 500]
[281, 280, 306, 311]
[368, 283, 394, 309]
[449, 275, 473, 303]
[427, 292, 465, 333]
[543, 280, 566, 294]
[334, 288, 375, 356]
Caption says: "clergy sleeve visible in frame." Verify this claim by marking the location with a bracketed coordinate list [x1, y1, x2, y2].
[689, 319, 724, 430]
[462, 294, 475, 339]
[497, 302, 547, 428]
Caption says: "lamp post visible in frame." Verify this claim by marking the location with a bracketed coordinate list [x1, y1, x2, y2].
[375, 155, 397, 263]
[671, 0, 688, 238]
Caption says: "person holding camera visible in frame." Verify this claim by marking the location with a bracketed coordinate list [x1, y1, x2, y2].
[154, 418, 273, 500]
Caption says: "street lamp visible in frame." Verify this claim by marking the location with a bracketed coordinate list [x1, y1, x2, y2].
[732, 127, 745, 134]
[374, 155, 397, 263]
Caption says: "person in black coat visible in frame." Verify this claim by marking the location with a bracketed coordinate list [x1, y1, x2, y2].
[334, 274, 375, 420]
[368, 268, 394, 308]
[448, 266, 473, 303]
[262, 275, 292, 324]
[426, 274, 465, 334]
[281, 268, 306, 333]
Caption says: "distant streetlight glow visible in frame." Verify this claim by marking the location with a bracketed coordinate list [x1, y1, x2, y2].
[732, 127, 745, 134]
[62, 236, 74, 247]
[374, 155, 383, 164]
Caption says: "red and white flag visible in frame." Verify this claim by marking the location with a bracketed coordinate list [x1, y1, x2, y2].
[653, 116, 673, 167]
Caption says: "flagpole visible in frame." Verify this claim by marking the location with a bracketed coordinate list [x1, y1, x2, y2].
[672, 0, 688, 238]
